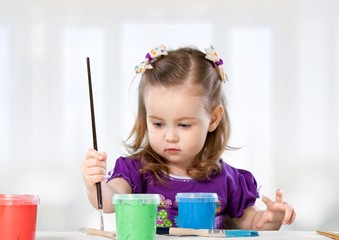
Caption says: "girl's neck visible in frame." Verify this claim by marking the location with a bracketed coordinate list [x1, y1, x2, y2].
[168, 165, 189, 177]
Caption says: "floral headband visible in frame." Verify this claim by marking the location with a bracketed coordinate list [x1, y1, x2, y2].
[134, 44, 227, 82]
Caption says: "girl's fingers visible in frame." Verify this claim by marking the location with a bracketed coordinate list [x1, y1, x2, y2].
[275, 189, 283, 203]
[85, 149, 107, 161]
[288, 208, 297, 224]
[283, 203, 296, 224]
[82, 165, 107, 185]
[85, 148, 97, 159]
[83, 157, 107, 169]
[256, 211, 269, 229]
[82, 149, 108, 187]
[82, 150, 107, 176]
[89, 157, 105, 167]
[262, 196, 274, 208]
[98, 151, 107, 161]
[88, 175, 106, 185]
[282, 203, 291, 224]
[86, 166, 106, 176]
[259, 190, 296, 227]
[262, 189, 283, 208]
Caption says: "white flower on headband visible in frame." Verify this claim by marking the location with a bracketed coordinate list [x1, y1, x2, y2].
[205, 45, 227, 82]
[134, 45, 168, 74]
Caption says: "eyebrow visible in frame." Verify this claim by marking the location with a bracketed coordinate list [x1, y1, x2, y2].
[148, 115, 196, 121]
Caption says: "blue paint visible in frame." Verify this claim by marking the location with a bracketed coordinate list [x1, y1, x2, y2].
[175, 193, 217, 229]
[226, 230, 259, 237]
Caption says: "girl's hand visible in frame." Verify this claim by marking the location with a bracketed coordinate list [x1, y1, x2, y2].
[256, 189, 296, 229]
[81, 148, 107, 188]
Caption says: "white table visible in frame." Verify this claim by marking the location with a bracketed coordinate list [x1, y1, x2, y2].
[36, 231, 331, 239]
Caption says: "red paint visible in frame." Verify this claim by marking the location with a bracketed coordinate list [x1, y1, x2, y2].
[0, 194, 39, 240]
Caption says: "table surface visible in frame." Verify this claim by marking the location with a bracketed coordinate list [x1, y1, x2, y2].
[36, 231, 332, 239]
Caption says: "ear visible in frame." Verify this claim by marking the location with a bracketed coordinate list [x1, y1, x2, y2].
[208, 104, 224, 132]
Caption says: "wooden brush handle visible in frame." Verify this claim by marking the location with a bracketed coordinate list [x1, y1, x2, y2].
[80, 228, 116, 238]
[169, 227, 209, 237]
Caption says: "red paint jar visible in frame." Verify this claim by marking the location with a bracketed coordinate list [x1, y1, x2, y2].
[0, 194, 40, 240]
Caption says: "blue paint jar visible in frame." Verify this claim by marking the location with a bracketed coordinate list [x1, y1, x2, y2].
[175, 192, 218, 230]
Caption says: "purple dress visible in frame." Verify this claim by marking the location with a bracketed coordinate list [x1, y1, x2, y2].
[107, 156, 259, 229]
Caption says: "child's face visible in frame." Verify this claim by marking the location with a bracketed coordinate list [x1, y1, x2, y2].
[144, 84, 213, 175]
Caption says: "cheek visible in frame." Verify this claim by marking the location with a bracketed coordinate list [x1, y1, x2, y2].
[147, 127, 161, 145]
[148, 131, 164, 154]
[184, 130, 208, 150]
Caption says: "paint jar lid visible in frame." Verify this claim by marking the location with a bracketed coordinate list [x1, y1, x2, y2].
[0, 194, 40, 205]
[176, 192, 218, 202]
[112, 194, 161, 205]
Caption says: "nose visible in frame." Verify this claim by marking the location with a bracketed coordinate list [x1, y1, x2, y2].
[165, 128, 179, 143]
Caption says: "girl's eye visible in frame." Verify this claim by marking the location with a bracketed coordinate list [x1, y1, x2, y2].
[153, 122, 164, 128]
[179, 123, 191, 128]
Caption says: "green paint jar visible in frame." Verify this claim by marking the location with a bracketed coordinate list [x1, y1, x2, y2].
[112, 194, 160, 240]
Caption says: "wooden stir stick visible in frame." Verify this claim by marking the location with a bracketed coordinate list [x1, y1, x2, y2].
[317, 230, 339, 240]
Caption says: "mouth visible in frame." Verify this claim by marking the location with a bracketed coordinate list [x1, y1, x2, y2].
[165, 148, 181, 153]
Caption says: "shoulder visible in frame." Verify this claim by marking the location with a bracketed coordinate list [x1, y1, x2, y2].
[115, 156, 142, 168]
[220, 160, 254, 176]
[107, 156, 142, 180]
[219, 160, 257, 184]
[107, 156, 146, 192]
[219, 160, 259, 218]
[220, 159, 235, 171]
[219, 160, 239, 176]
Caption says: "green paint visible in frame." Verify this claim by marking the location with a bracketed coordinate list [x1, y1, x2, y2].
[115, 203, 158, 240]
[113, 194, 160, 240]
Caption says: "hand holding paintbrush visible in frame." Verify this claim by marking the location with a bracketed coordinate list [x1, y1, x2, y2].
[83, 57, 104, 230]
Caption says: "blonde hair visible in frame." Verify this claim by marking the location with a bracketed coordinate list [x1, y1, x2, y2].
[125, 46, 231, 181]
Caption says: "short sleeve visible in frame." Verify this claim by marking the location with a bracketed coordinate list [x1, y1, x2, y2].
[224, 164, 259, 218]
[106, 156, 143, 193]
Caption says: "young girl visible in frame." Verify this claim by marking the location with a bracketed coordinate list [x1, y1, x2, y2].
[82, 45, 296, 230]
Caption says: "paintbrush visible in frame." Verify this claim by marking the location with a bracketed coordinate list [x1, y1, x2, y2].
[79, 228, 116, 239]
[156, 227, 259, 238]
[86, 57, 104, 231]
